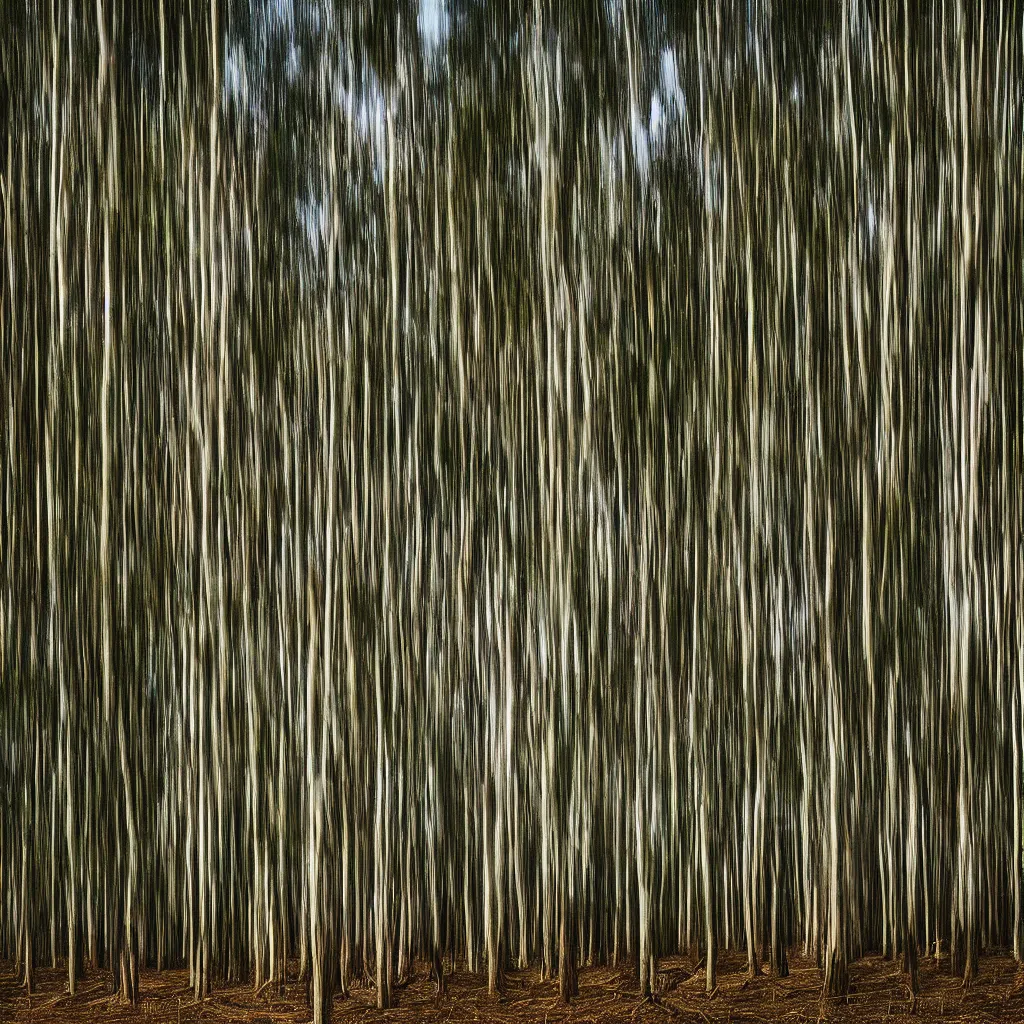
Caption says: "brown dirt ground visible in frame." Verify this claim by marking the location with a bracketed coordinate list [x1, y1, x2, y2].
[3, 950, 1024, 1023]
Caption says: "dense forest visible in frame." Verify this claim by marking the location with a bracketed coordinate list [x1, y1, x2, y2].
[1, 2, 1022, 1021]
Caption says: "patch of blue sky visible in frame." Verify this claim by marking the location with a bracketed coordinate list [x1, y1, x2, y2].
[631, 107, 650, 180]
[285, 40, 300, 83]
[299, 194, 328, 249]
[269, 0, 293, 31]
[660, 47, 685, 118]
[419, 0, 449, 59]
[223, 42, 248, 105]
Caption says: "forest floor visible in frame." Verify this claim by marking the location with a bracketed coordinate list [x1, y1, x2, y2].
[3, 950, 1024, 1024]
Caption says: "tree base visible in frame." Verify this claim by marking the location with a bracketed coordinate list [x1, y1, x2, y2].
[823, 948, 849, 997]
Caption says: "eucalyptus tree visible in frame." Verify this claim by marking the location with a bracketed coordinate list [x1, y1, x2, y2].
[0, 1, 1022, 1019]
